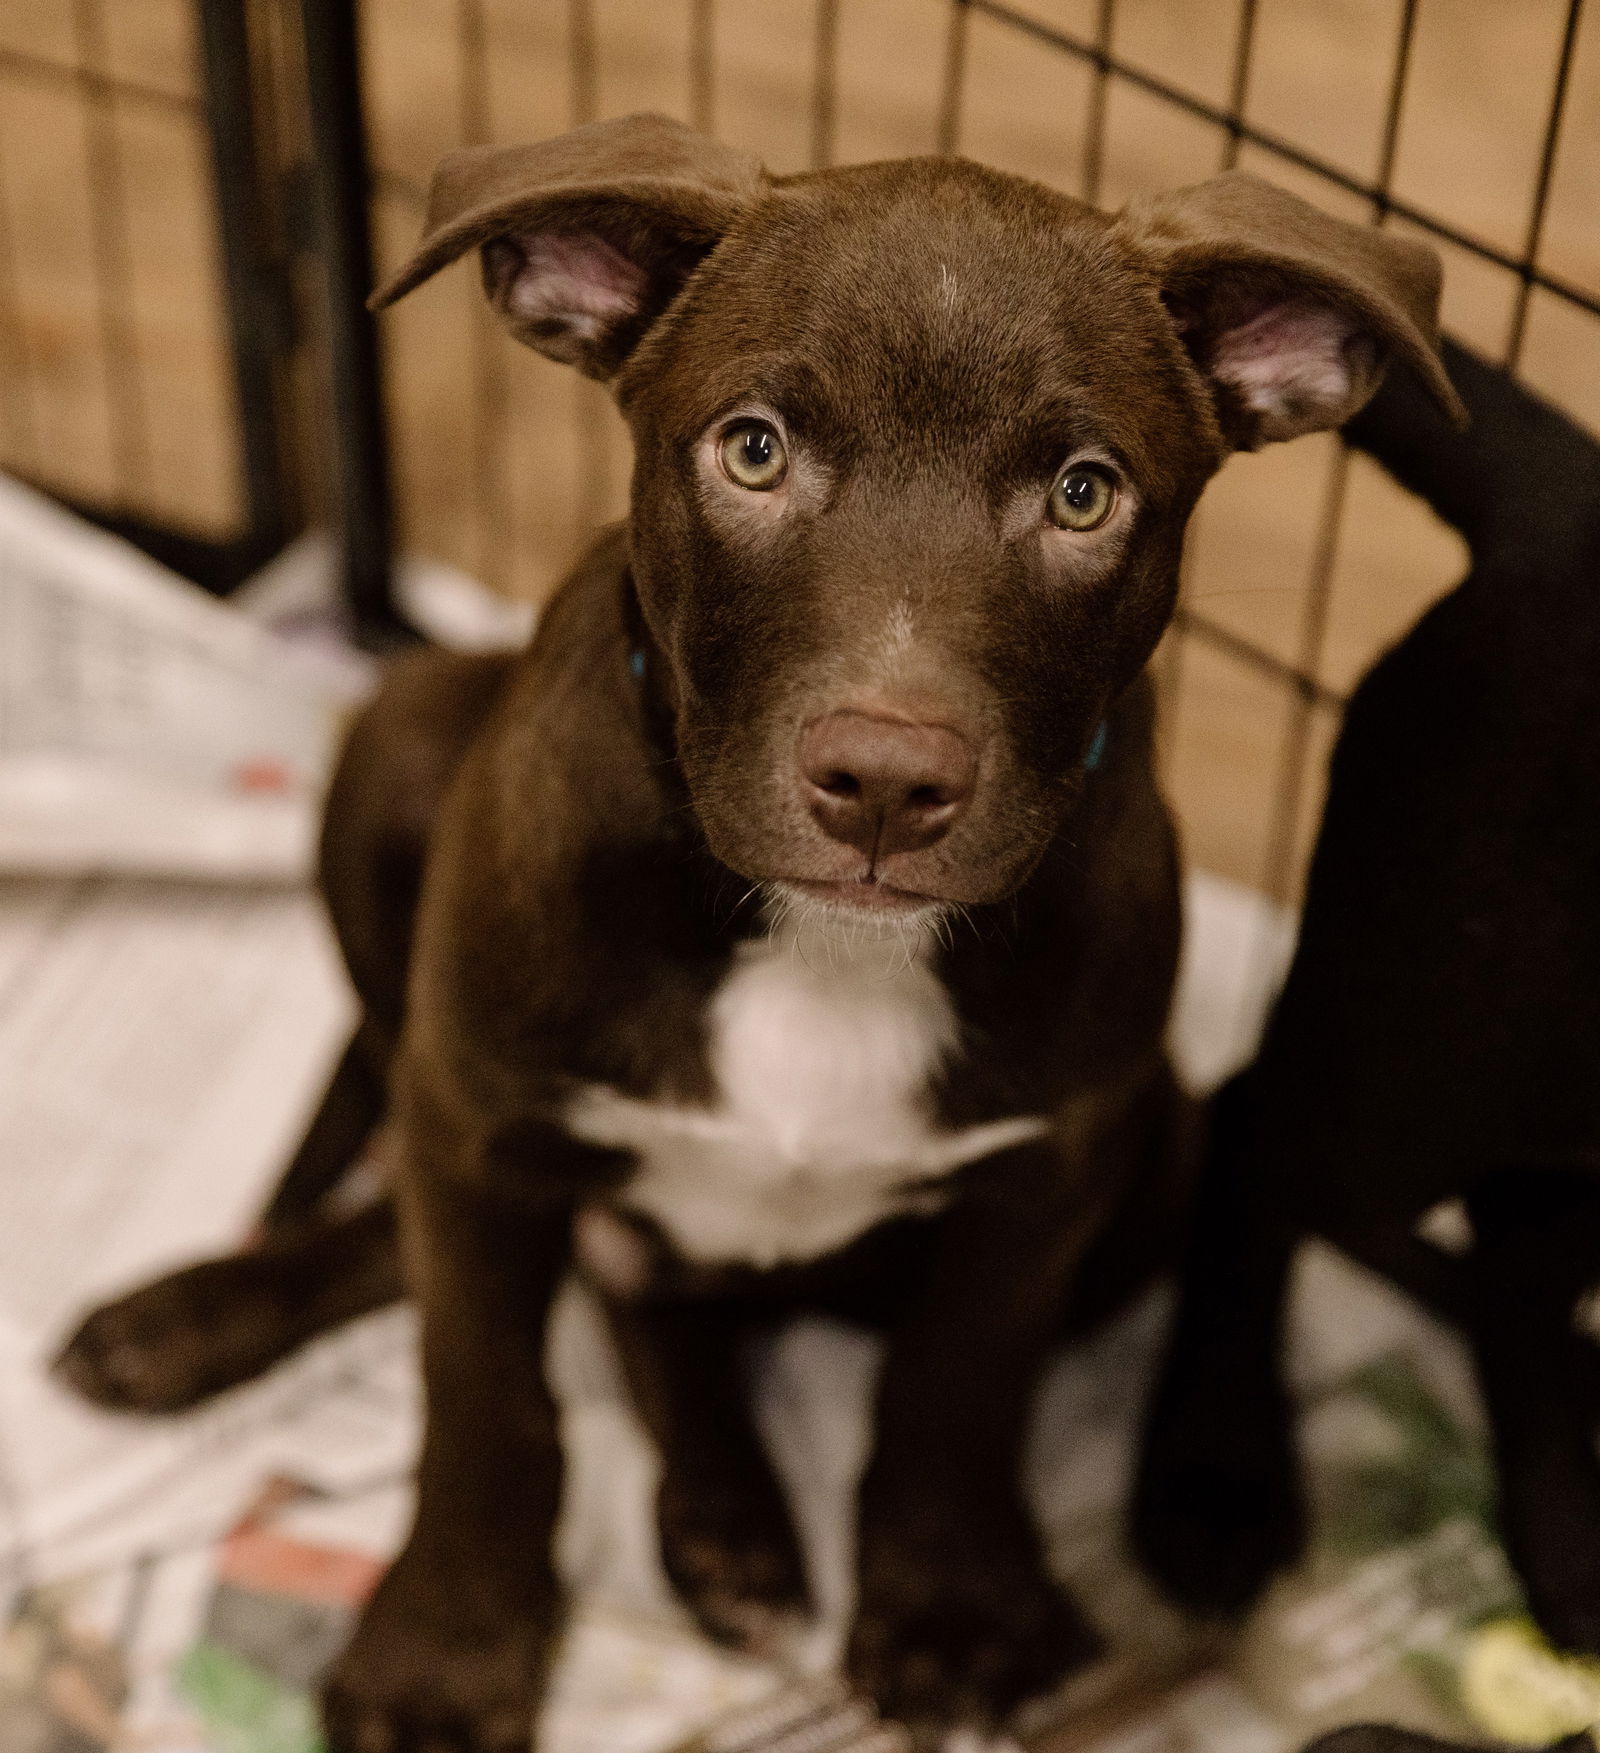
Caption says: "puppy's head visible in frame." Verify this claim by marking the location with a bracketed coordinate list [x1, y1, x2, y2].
[376, 114, 1461, 919]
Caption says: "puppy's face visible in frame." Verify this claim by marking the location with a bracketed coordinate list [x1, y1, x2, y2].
[620, 161, 1220, 913]
[376, 116, 1456, 918]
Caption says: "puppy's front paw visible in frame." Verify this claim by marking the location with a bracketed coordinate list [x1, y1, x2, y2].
[847, 1522, 1100, 1746]
[54, 1253, 312, 1412]
[658, 1469, 811, 1655]
[1131, 1377, 1305, 1618]
[321, 1557, 555, 1753]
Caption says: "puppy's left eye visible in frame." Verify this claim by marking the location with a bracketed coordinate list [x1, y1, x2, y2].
[1048, 464, 1118, 531]
[720, 420, 788, 491]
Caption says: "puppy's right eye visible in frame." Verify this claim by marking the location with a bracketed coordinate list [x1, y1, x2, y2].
[1048, 463, 1118, 531]
[719, 421, 788, 491]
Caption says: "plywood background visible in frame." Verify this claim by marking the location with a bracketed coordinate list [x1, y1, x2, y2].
[2, 0, 1598, 896]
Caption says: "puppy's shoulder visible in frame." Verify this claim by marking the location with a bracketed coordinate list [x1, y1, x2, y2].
[471, 524, 662, 836]
[416, 522, 690, 957]
[504, 522, 637, 725]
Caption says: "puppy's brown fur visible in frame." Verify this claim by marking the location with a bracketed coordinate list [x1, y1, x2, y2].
[58, 116, 1458, 1751]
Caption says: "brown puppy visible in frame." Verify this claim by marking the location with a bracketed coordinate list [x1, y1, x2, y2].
[57, 115, 1459, 1750]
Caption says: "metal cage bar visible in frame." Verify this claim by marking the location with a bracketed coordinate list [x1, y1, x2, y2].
[0, 6, 306, 588]
[197, 0, 296, 567]
[961, 0, 1600, 325]
[299, 0, 403, 643]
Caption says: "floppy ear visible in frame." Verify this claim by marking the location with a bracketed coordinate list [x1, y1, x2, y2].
[369, 112, 766, 380]
[1115, 171, 1466, 448]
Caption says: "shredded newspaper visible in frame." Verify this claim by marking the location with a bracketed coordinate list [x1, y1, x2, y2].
[0, 480, 1592, 1752]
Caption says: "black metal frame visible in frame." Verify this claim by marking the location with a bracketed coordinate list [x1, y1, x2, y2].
[197, 0, 297, 572]
[0, 0, 406, 632]
[298, 0, 407, 646]
[0, 2, 298, 593]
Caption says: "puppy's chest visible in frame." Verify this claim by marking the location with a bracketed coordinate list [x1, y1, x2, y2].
[565, 933, 1044, 1268]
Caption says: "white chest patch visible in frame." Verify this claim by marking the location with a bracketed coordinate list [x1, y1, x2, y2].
[565, 920, 1047, 1269]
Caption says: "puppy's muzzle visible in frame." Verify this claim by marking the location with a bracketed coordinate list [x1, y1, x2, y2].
[799, 711, 976, 857]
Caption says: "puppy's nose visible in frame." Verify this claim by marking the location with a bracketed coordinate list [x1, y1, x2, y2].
[799, 711, 976, 857]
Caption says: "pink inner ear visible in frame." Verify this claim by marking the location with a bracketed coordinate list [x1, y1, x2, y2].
[501, 231, 648, 345]
[1211, 297, 1371, 442]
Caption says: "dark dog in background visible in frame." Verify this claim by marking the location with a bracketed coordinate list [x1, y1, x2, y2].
[1133, 339, 1600, 1656]
[56, 114, 1457, 1750]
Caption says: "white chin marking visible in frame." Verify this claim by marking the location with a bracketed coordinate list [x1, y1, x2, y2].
[762, 881, 951, 950]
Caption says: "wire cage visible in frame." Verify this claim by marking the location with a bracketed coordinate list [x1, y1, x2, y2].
[2, 0, 1597, 908]
[0, 0, 300, 587]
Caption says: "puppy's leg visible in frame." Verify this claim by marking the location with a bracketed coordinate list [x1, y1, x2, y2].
[1131, 1072, 1306, 1617]
[1467, 1169, 1600, 1655]
[847, 1137, 1108, 1745]
[261, 1024, 389, 1227]
[55, 1199, 401, 1412]
[605, 1293, 809, 1653]
[321, 1119, 585, 1753]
